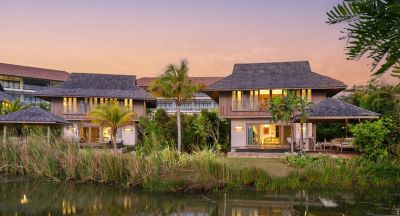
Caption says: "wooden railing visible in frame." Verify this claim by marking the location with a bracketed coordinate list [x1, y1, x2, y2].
[220, 104, 270, 117]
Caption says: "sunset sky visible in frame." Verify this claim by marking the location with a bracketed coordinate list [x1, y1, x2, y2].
[0, 0, 391, 85]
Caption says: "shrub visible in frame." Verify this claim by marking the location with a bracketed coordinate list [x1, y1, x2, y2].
[350, 118, 399, 160]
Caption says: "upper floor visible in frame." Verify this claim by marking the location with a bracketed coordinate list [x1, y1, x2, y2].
[36, 73, 155, 121]
[205, 61, 347, 118]
[0, 62, 69, 104]
[137, 76, 222, 114]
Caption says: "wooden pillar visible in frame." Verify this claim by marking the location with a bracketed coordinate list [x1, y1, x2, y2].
[99, 127, 103, 144]
[47, 125, 51, 144]
[345, 119, 348, 138]
[3, 125, 7, 145]
[88, 126, 92, 144]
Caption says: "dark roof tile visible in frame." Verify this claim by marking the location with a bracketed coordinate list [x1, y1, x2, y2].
[0, 106, 68, 124]
[0, 62, 69, 81]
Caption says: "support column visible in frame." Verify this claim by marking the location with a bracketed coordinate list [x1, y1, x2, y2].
[47, 125, 51, 144]
[88, 126, 92, 144]
[3, 125, 7, 145]
[99, 127, 103, 144]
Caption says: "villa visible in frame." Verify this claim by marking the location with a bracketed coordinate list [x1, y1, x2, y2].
[35, 73, 154, 146]
[205, 61, 379, 153]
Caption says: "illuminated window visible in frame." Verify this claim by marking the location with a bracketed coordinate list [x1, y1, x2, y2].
[307, 89, 312, 101]
[64, 97, 77, 113]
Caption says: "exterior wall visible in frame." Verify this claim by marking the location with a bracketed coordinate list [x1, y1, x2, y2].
[311, 90, 326, 104]
[121, 125, 136, 145]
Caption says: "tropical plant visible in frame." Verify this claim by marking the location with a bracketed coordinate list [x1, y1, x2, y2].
[148, 60, 200, 152]
[350, 118, 400, 160]
[88, 103, 135, 149]
[327, 0, 400, 78]
[3, 99, 24, 114]
[269, 93, 311, 152]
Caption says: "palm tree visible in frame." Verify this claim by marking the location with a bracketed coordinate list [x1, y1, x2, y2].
[3, 99, 24, 114]
[88, 103, 135, 149]
[148, 60, 200, 152]
[269, 92, 312, 152]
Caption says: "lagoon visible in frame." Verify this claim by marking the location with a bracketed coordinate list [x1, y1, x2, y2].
[0, 177, 399, 216]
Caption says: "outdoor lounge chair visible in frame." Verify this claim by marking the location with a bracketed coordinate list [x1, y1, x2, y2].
[336, 138, 355, 153]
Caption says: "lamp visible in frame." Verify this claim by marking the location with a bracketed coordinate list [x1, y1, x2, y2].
[234, 126, 243, 131]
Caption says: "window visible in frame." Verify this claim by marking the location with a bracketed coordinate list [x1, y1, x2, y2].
[0, 76, 21, 90]
[63, 97, 77, 113]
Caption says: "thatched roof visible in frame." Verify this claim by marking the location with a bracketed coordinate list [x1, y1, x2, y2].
[36, 73, 155, 100]
[306, 98, 380, 120]
[0, 62, 69, 81]
[206, 61, 347, 91]
[0, 106, 68, 124]
[137, 77, 223, 87]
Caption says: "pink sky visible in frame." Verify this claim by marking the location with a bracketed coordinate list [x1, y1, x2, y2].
[0, 0, 394, 85]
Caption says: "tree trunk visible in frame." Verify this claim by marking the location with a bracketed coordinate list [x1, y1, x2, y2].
[290, 122, 294, 153]
[177, 105, 182, 152]
[112, 128, 117, 150]
[300, 122, 304, 151]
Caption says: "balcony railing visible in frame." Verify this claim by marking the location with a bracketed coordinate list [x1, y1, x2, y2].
[220, 101, 270, 117]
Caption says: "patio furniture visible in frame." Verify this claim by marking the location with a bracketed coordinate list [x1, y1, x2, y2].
[336, 138, 355, 153]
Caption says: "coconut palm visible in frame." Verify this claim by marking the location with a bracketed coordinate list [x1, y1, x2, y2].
[3, 99, 24, 114]
[88, 103, 135, 149]
[148, 60, 200, 152]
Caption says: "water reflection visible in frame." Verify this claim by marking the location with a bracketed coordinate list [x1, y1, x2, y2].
[0, 178, 399, 216]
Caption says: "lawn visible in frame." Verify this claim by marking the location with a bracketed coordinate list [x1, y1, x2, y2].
[221, 158, 294, 178]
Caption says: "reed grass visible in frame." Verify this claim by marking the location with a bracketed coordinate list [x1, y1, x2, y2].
[1, 134, 399, 192]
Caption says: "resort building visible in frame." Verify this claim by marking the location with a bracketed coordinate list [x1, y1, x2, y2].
[36, 73, 154, 146]
[205, 61, 379, 152]
[137, 77, 222, 114]
[0, 63, 69, 104]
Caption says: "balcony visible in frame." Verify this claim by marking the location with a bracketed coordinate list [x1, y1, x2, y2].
[220, 100, 270, 118]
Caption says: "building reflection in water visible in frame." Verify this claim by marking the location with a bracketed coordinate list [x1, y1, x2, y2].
[0, 180, 398, 216]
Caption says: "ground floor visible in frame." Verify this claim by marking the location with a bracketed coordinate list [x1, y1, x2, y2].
[230, 119, 316, 151]
[63, 122, 137, 146]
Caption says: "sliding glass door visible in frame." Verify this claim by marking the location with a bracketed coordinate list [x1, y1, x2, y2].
[247, 124, 282, 146]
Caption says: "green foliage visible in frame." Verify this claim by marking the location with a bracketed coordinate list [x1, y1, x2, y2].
[316, 122, 346, 142]
[148, 60, 201, 152]
[350, 118, 400, 160]
[327, 0, 400, 77]
[2, 99, 24, 114]
[138, 109, 230, 154]
[345, 83, 400, 120]
[88, 103, 135, 149]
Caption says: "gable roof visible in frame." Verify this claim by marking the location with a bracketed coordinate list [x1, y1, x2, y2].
[0, 62, 69, 81]
[206, 61, 347, 91]
[306, 98, 380, 120]
[137, 77, 223, 87]
[35, 73, 154, 100]
[0, 106, 68, 124]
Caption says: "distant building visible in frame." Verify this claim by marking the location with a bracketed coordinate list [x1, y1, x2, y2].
[137, 77, 222, 114]
[0, 63, 69, 104]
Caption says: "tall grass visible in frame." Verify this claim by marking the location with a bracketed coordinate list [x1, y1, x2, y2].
[1, 133, 399, 192]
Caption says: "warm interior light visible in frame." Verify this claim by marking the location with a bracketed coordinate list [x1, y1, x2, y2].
[234, 126, 243, 131]
[124, 128, 133, 132]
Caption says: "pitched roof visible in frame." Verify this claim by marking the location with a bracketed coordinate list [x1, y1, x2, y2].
[306, 98, 380, 119]
[0, 106, 68, 124]
[0, 62, 69, 81]
[35, 73, 154, 100]
[206, 61, 347, 91]
[136, 77, 223, 87]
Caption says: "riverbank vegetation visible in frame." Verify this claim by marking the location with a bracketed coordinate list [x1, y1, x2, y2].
[1, 132, 400, 192]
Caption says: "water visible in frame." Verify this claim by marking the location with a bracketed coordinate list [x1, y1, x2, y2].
[0, 177, 399, 216]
